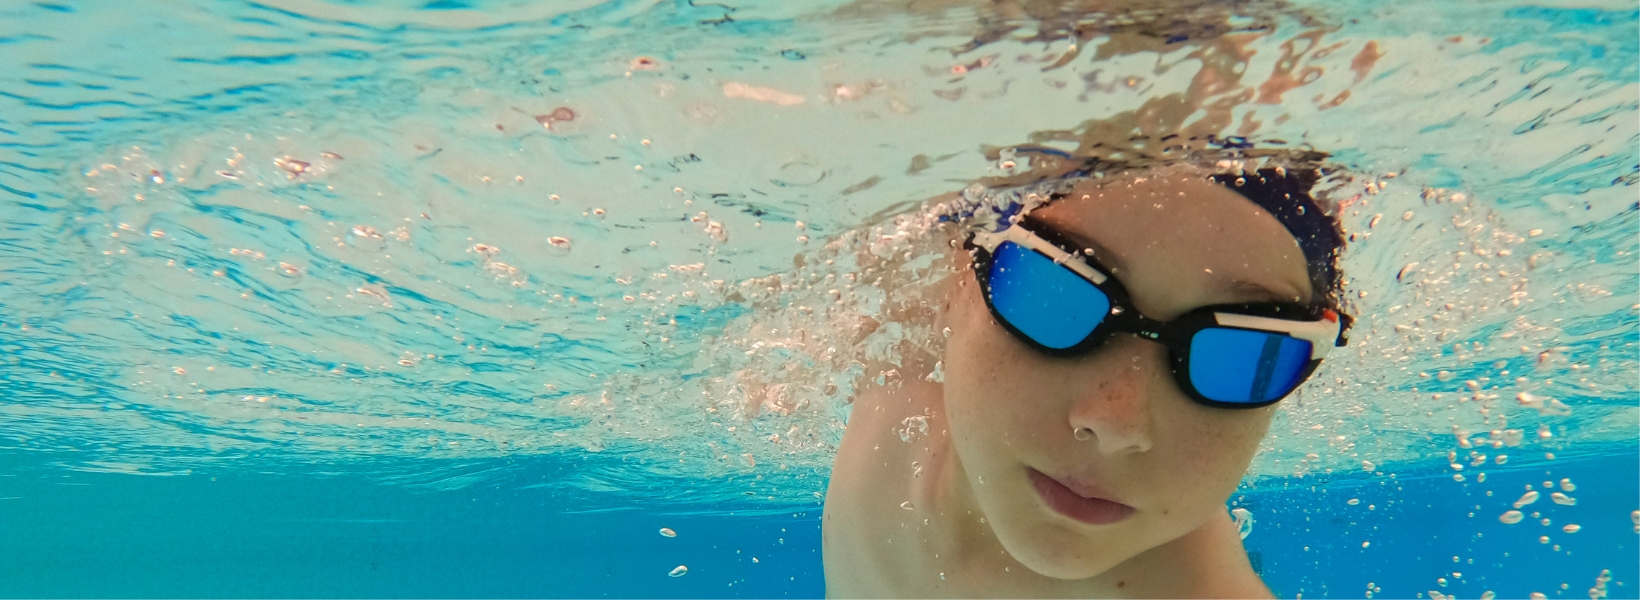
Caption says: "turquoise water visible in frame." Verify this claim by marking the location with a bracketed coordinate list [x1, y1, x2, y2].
[0, 0, 1635, 597]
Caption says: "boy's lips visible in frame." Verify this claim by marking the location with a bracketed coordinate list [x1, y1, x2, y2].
[1028, 468, 1136, 526]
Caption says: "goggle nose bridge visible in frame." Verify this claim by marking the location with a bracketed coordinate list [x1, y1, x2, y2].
[1102, 302, 1171, 345]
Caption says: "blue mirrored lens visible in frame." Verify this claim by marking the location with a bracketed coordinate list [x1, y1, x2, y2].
[988, 241, 1111, 350]
[1189, 328, 1313, 403]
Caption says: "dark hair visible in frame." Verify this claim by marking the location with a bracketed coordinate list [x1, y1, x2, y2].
[1209, 168, 1345, 310]
[966, 137, 1349, 311]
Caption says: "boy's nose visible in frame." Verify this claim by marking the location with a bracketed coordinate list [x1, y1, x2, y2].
[1065, 335, 1160, 455]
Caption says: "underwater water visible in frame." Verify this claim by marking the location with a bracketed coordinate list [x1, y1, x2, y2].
[0, 0, 1635, 597]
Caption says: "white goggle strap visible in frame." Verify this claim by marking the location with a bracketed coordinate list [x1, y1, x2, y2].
[971, 228, 1109, 285]
[1212, 312, 1342, 360]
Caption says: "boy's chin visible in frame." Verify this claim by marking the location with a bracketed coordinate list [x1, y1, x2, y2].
[997, 521, 1132, 581]
[1015, 550, 1125, 582]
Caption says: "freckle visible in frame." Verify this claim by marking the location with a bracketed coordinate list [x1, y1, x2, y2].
[1118, 581, 1126, 588]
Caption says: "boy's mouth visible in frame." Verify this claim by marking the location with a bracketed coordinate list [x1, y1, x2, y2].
[1028, 468, 1136, 526]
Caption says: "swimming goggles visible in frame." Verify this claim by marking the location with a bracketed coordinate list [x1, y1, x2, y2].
[966, 224, 1348, 409]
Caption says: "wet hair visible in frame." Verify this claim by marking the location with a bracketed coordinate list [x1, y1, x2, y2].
[1209, 167, 1345, 309]
[947, 137, 1349, 310]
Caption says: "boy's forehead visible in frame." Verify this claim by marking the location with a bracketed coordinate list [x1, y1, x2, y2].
[1032, 172, 1275, 227]
[1029, 172, 1313, 302]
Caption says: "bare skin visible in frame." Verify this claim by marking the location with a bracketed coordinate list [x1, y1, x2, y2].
[824, 169, 1313, 598]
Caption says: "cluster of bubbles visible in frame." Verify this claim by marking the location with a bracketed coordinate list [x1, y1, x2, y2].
[1252, 170, 1633, 478]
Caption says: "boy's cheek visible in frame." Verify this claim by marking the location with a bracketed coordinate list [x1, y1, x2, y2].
[1149, 415, 1272, 519]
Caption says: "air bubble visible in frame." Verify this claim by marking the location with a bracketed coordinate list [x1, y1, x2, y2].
[1230, 508, 1254, 540]
[772, 162, 825, 187]
[897, 414, 929, 442]
[659, 528, 677, 537]
[1513, 490, 1539, 508]
[1499, 510, 1524, 524]
[536, 107, 577, 130]
[347, 225, 386, 251]
[1550, 492, 1575, 506]
[274, 158, 309, 178]
[668, 565, 688, 577]
[1397, 262, 1419, 281]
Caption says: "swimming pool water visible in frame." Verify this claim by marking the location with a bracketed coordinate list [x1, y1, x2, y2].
[0, 0, 1635, 597]
[2, 447, 1633, 597]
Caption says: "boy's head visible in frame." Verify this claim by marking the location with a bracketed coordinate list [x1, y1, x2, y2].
[958, 137, 1347, 311]
[932, 150, 1347, 579]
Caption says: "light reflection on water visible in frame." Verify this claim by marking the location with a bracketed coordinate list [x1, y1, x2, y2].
[0, 0, 1633, 581]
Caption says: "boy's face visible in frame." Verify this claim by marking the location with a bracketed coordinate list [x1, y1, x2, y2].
[940, 171, 1315, 579]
